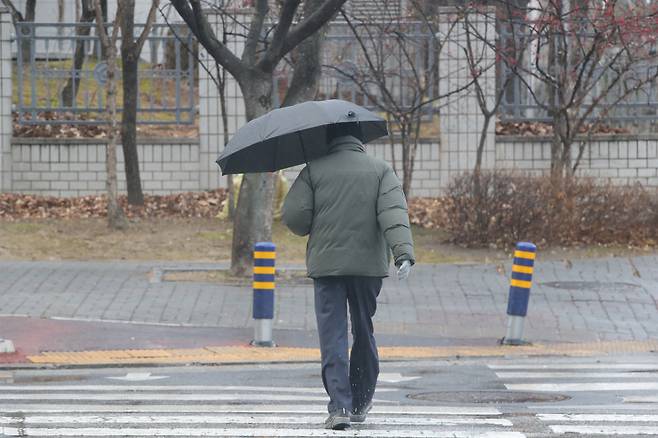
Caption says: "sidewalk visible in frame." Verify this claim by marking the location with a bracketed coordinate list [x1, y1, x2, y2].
[1, 256, 657, 364]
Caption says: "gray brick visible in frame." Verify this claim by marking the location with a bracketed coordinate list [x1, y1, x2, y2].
[50, 181, 69, 190]
[31, 181, 50, 190]
[162, 180, 181, 190]
[87, 180, 105, 190]
[69, 163, 88, 172]
[180, 180, 200, 190]
[78, 172, 98, 181]
[144, 180, 163, 190]
[163, 162, 183, 172]
[59, 172, 79, 181]
[152, 171, 172, 181]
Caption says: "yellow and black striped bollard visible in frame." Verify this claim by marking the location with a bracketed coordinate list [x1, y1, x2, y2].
[252, 242, 276, 347]
[502, 242, 536, 345]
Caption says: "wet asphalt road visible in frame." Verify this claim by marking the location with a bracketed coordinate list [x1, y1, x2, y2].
[1, 352, 658, 437]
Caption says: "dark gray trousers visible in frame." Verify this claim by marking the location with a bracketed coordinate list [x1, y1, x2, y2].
[313, 276, 382, 413]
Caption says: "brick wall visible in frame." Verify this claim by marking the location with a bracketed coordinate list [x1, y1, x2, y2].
[9, 135, 658, 198]
[10, 138, 201, 197]
[496, 135, 658, 188]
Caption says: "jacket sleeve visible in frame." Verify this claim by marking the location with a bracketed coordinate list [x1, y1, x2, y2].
[282, 167, 313, 236]
[376, 165, 415, 266]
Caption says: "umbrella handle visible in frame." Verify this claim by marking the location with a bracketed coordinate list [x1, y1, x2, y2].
[297, 131, 315, 212]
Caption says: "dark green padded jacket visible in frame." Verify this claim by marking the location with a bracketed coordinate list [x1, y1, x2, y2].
[282, 135, 415, 278]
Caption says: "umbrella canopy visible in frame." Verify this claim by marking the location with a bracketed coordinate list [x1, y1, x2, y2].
[216, 99, 388, 175]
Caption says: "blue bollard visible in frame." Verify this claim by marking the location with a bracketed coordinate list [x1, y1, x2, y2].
[252, 242, 276, 347]
[502, 242, 536, 345]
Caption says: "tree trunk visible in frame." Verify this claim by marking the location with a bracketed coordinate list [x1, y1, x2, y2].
[120, 54, 144, 205]
[120, 0, 144, 206]
[61, 0, 95, 107]
[105, 42, 127, 229]
[19, 0, 36, 64]
[217, 60, 233, 219]
[230, 72, 275, 276]
[473, 113, 492, 197]
[401, 128, 412, 196]
[550, 129, 562, 183]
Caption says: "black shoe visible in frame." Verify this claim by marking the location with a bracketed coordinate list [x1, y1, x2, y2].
[324, 407, 351, 430]
[350, 401, 373, 423]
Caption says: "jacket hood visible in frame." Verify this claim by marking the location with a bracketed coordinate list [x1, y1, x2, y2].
[328, 135, 365, 153]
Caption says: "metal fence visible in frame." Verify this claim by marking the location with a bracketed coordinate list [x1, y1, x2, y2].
[270, 21, 442, 116]
[14, 21, 195, 125]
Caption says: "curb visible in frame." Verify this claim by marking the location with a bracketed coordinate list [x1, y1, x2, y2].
[9, 339, 657, 368]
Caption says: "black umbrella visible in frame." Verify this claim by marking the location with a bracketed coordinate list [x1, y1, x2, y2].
[216, 99, 388, 175]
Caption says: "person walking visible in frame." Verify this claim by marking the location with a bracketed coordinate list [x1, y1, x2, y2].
[282, 122, 415, 430]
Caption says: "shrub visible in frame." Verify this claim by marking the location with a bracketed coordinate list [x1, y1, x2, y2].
[441, 171, 657, 248]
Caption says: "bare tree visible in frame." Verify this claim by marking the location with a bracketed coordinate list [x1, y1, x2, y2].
[95, 0, 127, 230]
[512, 0, 658, 182]
[171, 0, 346, 276]
[457, 2, 531, 195]
[2, 0, 37, 62]
[120, 0, 160, 206]
[61, 0, 96, 106]
[327, 2, 472, 195]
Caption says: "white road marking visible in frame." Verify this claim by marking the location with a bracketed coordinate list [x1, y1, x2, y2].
[0, 428, 527, 437]
[0, 414, 513, 427]
[538, 413, 658, 422]
[378, 373, 420, 383]
[0, 393, 333, 402]
[623, 395, 658, 403]
[505, 382, 658, 392]
[534, 404, 658, 411]
[0, 404, 503, 416]
[106, 373, 169, 381]
[0, 385, 395, 394]
[496, 371, 658, 379]
[489, 363, 658, 371]
[549, 425, 658, 435]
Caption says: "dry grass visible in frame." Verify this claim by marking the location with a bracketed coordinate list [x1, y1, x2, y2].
[1, 217, 653, 265]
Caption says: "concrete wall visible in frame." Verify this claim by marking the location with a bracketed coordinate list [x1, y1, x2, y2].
[496, 135, 658, 187]
[0, 8, 12, 193]
[10, 138, 201, 197]
[10, 134, 658, 198]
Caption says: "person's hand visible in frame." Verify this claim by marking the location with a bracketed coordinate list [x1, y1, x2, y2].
[397, 260, 411, 281]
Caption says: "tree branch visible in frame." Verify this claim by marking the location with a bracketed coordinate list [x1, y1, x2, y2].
[94, 0, 111, 49]
[261, 0, 346, 70]
[259, 0, 300, 72]
[242, 0, 268, 66]
[135, 0, 160, 54]
[1, 0, 24, 23]
[170, 0, 245, 79]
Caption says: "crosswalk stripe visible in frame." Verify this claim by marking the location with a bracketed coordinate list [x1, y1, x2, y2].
[488, 363, 658, 370]
[538, 413, 658, 422]
[0, 385, 395, 393]
[505, 382, 658, 392]
[534, 404, 658, 411]
[0, 414, 513, 427]
[0, 404, 503, 416]
[0, 393, 334, 402]
[0, 428, 527, 437]
[623, 395, 658, 403]
[495, 371, 658, 379]
[549, 425, 658, 435]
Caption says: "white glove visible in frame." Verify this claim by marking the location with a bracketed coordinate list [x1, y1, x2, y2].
[397, 260, 411, 281]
